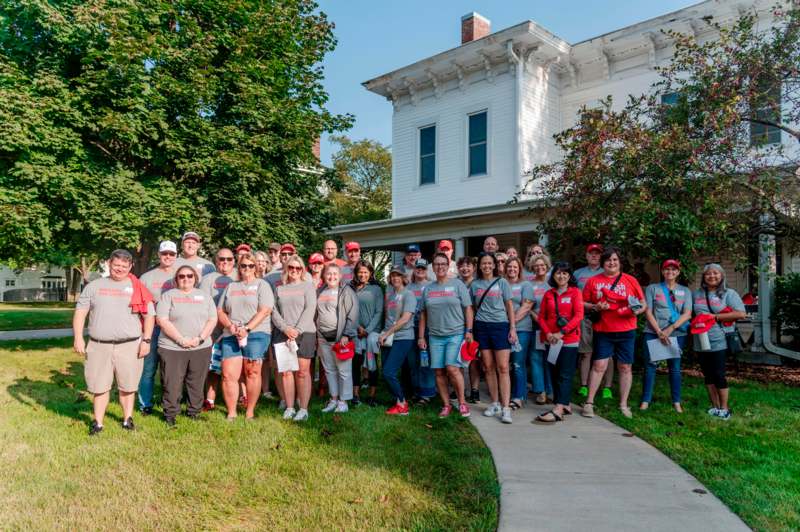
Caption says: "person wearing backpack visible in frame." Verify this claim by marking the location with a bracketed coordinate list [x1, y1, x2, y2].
[691, 263, 746, 420]
[640, 260, 692, 413]
[581, 247, 646, 419]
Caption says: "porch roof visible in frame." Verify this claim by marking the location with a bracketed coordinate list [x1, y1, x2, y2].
[329, 200, 542, 249]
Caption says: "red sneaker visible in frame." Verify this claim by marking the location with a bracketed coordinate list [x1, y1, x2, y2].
[458, 403, 471, 418]
[385, 402, 409, 416]
[202, 400, 215, 412]
[438, 405, 452, 418]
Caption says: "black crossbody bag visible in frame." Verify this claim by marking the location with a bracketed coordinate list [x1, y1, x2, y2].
[475, 278, 501, 316]
[705, 289, 742, 355]
[587, 273, 622, 323]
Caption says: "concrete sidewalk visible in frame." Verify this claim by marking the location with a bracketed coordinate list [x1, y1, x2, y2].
[469, 399, 749, 532]
[0, 328, 74, 341]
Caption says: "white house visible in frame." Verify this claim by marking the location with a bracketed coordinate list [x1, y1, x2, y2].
[0, 264, 68, 302]
[333, 0, 797, 293]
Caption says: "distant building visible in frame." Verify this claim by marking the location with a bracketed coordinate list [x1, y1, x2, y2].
[0, 264, 67, 302]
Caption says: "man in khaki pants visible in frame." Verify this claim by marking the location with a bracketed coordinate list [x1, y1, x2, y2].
[73, 249, 155, 435]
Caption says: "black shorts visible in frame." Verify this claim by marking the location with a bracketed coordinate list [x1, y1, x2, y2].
[473, 320, 511, 351]
[272, 331, 317, 358]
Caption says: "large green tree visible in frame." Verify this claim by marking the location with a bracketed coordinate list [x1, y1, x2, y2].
[0, 0, 350, 282]
[523, 5, 800, 274]
[328, 135, 392, 225]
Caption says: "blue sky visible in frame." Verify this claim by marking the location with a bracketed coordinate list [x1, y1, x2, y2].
[318, 0, 699, 164]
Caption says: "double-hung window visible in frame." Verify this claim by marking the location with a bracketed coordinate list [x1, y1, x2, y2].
[419, 125, 436, 185]
[750, 82, 782, 146]
[468, 111, 488, 176]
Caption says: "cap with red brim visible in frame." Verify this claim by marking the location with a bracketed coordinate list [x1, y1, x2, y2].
[332, 341, 355, 360]
[690, 313, 716, 334]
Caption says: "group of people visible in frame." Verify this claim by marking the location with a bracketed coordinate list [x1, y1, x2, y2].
[73, 232, 746, 435]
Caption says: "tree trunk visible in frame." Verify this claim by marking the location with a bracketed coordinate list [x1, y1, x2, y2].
[134, 240, 153, 276]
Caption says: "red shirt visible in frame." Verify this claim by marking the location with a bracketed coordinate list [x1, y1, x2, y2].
[582, 272, 644, 333]
[537, 287, 584, 344]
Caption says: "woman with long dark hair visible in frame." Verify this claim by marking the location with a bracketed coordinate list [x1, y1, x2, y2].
[351, 260, 383, 406]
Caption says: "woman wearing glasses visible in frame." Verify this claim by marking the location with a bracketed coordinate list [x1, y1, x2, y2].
[504, 257, 534, 410]
[471, 252, 517, 424]
[528, 254, 554, 404]
[217, 253, 274, 420]
[640, 260, 692, 413]
[156, 265, 218, 427]
[272, 255, 318, 421]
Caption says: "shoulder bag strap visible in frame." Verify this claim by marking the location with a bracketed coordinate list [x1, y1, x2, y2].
[475, 277, 501, 314]
[661, 282, 680, 323]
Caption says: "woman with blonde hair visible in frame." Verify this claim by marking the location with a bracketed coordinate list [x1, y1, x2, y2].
[254, 250, 272, 279]
[527, 253, 554, 403]
[272, 254, 317, 421]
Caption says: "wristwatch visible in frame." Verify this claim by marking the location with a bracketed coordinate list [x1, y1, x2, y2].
[142, 337, 151, 343]
[245, 326, 251, 333]
[465, 328, 473, 333]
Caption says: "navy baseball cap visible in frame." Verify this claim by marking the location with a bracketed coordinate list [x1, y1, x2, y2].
[406, 244, 421, 253]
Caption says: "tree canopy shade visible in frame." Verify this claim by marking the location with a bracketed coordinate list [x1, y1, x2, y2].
[521, 4, 800, 275]
[0, 0, 351, 275]
[328, 135, 392, 226]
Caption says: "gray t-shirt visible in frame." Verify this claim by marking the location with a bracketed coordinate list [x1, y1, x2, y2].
[200, 272, 234, 305]
[407, 281, 429, 325]
[272, 281, 317, 334]
[470, 277, 513, 323]
[140, 267, 175, 307]
[265, 270, 283, 290]
[692, 288, 745, 352]
[384, 287, 417, 340]
[176, 255, 216, 278]
[340, 264, 356, 285]
[356, 284, 384, 333]
[645, 283, 692, 336]
[316, 287, 340, 334]
[420, 278, 472, 337]
[218, 279, 274, 336]
[157, 288, 217, 350]
[509, 280, 535, 331]
[574, 265, 603, 290]
[530, 280, 550, 314]
[76, 277, 153, 341]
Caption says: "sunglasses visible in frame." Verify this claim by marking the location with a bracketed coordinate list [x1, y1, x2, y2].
[280, 252, 292, 257]
[433, 263, 448, 268]
[287, 265, 303, 272]
[669, 290, 676, 304]
[239, 263, 256, 269]
[218, 256, 234, 262]
[177, 273, 195, 280]
[160, 252, 177, 256]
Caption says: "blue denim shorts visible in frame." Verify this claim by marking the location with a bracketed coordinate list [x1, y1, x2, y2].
[209, 342, 223, 373]
[593, 330, 636, 364]
[473, 320, 511, 351]
[220, 332, 270, 361]
[429, 333, 464, 369]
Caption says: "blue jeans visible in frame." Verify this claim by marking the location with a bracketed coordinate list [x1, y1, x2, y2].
[529, 341, 553, 396]
[641, 333, 686, 403]
[137, 326, 161, 409]
[382, 339, 416, 402]
[408, 341, 436, 398]
[429, 333, 464, 369]
[511, 331, 532, 401]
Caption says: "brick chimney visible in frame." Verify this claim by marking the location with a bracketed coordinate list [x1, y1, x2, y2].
[461, 12, 490, 44]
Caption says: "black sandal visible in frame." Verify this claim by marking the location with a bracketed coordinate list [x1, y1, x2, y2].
[534, 410, 563, 423]
[510, 399, 523, 410]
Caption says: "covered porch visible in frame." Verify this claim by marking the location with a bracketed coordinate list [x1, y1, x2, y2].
[331, 201, 545, 259]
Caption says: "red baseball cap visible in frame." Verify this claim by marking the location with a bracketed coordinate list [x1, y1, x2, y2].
[235, 243, 251, 253]
[690, 314, 716, 334]
[661, 259, 681, 270]
[586, 243, 603, 253]
[460, 340, 479, 362]
[333, 341, 355, 361]
[280, 243, 296, 254]
[345, 241, 360, 252]
[308, 253, 324, 265]
[437, 239, 453, 251]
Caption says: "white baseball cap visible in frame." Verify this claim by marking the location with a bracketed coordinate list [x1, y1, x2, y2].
[181, 231, 201, 242]
[159, 241, 177, 254]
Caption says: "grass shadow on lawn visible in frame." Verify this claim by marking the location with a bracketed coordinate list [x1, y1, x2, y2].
[1, 340, 499, 530]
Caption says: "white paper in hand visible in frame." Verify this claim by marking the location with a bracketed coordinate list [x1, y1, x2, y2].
[535, 335, 546, 351]
[274, 341, 299, 372]
[287, 339, 299, 355]
[647, 337, 682, 361]
[546, 341, 563, 364]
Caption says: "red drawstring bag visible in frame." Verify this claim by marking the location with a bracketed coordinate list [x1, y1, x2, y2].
[332, 341, 355, 361]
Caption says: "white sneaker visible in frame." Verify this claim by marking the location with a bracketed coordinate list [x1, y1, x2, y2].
[279, 400, 286, 410]
[261, 391, 274, 400]
[716, 409, 731, 420]
[282, 407, 296, 420]
[483, 402, 502, 417]
[707, 407, 720, 416]
[335, 401, 349, 413]
[321, 399, 338, 413]
[293, 408, 309, 422]
[501, 407, 513, 424]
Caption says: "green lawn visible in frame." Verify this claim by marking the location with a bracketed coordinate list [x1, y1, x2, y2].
[0, 302, 74, 331]
[597, 369, 800, 532]
[0, 338, 498, 530]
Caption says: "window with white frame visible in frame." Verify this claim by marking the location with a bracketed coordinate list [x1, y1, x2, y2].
[750, 83, 782, 146]
[468, 111, 487, 176]
[419, 124, 436, 185]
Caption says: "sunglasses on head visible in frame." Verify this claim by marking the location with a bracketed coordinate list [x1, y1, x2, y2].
[239, 263, 256, 269]
[177, 273, 195, 280]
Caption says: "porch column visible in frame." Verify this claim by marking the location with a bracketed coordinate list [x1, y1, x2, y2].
[455, 238, 466, 258]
